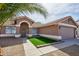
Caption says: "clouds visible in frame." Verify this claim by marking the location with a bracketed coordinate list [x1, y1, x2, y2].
[41, 3, 79, 23]
[56, 4, 79, 15]
[25, 3, 79, 24]
[43, 3, 79, 15]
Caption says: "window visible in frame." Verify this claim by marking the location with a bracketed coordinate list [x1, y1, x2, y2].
[32, 28, 37, 34]
[5, 27, 16, 34]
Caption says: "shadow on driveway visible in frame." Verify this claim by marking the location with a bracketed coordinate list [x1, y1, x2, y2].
[0, 37, 27, 47]
[0, 37, 27, 56]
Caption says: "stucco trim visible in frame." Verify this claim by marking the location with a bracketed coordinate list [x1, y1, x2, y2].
[16, 21, 32, 27]
[58, 23, 77, 28]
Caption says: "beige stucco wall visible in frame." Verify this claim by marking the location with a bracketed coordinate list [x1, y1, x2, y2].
[0, 26, 5, 34]
[38, 25, 59, 36]
[16, 26, 20, 34]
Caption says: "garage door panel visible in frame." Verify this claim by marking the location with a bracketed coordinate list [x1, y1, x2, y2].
[60, 27, 75, 39]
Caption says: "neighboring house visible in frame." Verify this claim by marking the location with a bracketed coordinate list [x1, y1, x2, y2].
[76, 20, 79, 37]
[0, 16, 78, 39]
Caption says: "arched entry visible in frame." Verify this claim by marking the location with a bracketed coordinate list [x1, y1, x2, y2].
[20, 22, 29, 37]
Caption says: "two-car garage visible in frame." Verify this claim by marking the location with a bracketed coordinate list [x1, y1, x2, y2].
[59, 26, 76, 39]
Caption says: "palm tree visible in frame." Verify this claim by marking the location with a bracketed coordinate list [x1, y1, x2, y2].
[0, 3, 48, 25]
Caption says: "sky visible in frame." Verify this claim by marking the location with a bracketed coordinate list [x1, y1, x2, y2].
[20, 3, 79, 24]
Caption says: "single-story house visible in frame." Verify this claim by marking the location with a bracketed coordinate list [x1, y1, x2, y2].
[0, 16, 78, 39]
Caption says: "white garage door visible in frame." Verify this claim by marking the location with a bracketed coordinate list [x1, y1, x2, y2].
[60, 27, 75, 39]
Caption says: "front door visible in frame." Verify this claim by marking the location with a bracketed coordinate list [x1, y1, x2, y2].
[20, 22, 29, 37]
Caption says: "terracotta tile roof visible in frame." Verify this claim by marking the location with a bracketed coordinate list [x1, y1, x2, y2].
[13, 16, 34, 22]
[32, 16, 73, 28]
[33, 16, 78, 28]
[44, 16, 72, 25]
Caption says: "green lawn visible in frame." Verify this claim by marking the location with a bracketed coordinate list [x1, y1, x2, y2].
[28, 36, 57, 47]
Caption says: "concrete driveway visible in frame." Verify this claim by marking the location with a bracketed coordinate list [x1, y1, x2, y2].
[43, 44, 79, 56]
[43, 39, 79, 56]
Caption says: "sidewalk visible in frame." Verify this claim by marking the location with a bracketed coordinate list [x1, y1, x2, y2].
[23, 39, 42, 56]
